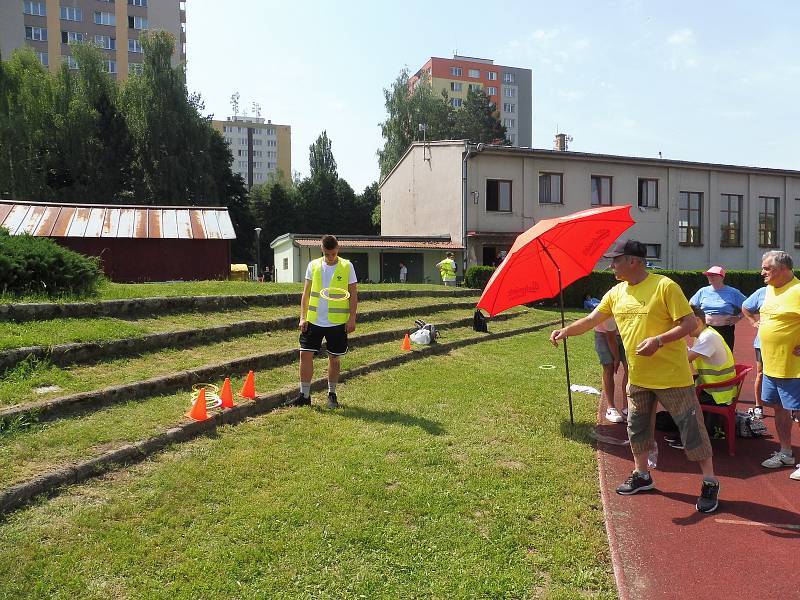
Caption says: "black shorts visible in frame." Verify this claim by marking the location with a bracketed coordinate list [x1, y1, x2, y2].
[299, 323, 348, 356]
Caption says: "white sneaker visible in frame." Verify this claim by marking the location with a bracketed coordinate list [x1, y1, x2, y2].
[761, 451, 795, 469]
[606, 407, 625, 423]
[790, 465, 800, 481]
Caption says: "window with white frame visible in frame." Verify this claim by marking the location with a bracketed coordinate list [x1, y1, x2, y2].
[758, 196, 780, 247]
[128, 0, 148, 5]
[23, 1, 46, 16]
[503, 118, 515, 128]
[451, 98, 463, 108]
[60, 6, 82, 21]
[539, 173, 563, 204]
[504, 87, 515, 97]
[486, 179, 512, 212]
[268, 162, 277, 169]
[105, 60, 117, 74]
[37, 52, 48, 66]
[591, 175, 612, 206]
[468, 83, 481, 92]
[638, 178, 658, 208]
[267, 128, 276, 135]
[25, 26, 47, 41]
[503, 72, 515, 83]
[62, 31, 85, 44]
[129, 16, 148, 29]
[503, 103, 515, 113]
[450, 82, 462, 92]
[94, 11, 116, 26]
[508, 133, 516, 145]
[468, 68, 480, 78]
[95, 34, 115, 50]
[450, 66, 462, 76]
[64, 55, 79, 70]
[645, 244, 661, 259]
[720, 193, 742, 247]
[128, 38, 143, 53]
[486, 86, 497, 95]
[678, 191, 703, 246]
[488, 71, 497, 80]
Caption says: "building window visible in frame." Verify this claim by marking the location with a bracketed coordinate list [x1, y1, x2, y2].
[591, 175, 612, 206]
[468, 83, 481, 92]
[450, 82, 462, 92]
[105, 60, 116, 74]
[503, 103, 515, 113]
[508, 133, 516, 145]
[503, 73, 515, 83]
[504, 87, 515, 97]
[128, 0, 148, 5]
[638, 178, 658, 208]
[678, 191, 702, 246]
[758, 196, 779, 247]
[502, 118, 515, 128]
[468, 68, 480, 78]
[488, 71, 497, 81]
[60, 6, 82, 21]
[720, 193, 742, 247]
[23, 1, 46, 16]
[645, 244, 661, 259]
[64, 55, 79, 70]
[283, 258, 288, 270]
[486, 179, 512, 212]
[450, 67, 462, 76]
[486, 86, 497, 96]
[794, 199, 800, 247]
[451, 98, 463, 108]
[62, 31, 85, 44]
[129, 62, 143, 75]
[36, 52, 48, 66]
[129, 15, 148, 29]
[25, 26, 47, 41]
[539, 173, 563, 204]
[94, 11, 116, 26]
[128, 38, 143, 53]
[95, 34, 116, 50]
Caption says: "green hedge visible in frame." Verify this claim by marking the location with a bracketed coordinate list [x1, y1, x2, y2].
[464, 261, 771, 308]
[0, 228, 103, 298]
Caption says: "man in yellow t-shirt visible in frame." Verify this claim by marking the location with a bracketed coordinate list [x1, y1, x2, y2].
[550, 239, 720, 513]
[756, 250, 800, 480]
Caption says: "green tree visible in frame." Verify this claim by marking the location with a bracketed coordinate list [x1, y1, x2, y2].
[452, 87, 508, 145]
[308, 130, 337, 180]
[250, 178, 301, 267]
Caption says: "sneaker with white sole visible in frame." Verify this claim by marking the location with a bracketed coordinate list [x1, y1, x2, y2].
[761, 451, 795, 469]
[616, 471, 655, 495]
[790, 465, 800, 481]
[605, 407, 625, 423]
[696, 480, 720, 513]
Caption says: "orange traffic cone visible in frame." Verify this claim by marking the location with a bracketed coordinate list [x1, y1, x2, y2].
[401, 333, 412, 352]
[187, 387, 209, 421]
[238, 370, 256, 399]
[220, 377, 236, 408]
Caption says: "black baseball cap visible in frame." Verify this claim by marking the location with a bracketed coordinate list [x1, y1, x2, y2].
[603, 239, 647, 259]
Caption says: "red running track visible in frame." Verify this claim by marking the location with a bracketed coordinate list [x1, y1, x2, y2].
[596, 321, 800, 600]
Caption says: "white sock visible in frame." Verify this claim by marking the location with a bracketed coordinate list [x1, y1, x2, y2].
[328, 381, 337, 394]
[300, 382, 311, 397]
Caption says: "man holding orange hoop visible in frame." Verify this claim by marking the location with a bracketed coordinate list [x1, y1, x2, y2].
[291, 235, 358, 409]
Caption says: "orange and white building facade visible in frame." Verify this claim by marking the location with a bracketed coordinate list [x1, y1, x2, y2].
[410, 55, 532, 147]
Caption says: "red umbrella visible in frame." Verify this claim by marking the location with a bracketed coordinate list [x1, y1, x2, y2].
[476, 205, 635, 423]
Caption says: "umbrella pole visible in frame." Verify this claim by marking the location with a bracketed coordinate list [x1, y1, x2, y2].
[538, 241, 575, 425]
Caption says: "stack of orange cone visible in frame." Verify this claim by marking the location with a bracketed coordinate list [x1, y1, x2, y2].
[401, 333, 412, 352]
[220, 377, 236, 408]
[187, 387, 209, 421]
[238, 370, 256, 400]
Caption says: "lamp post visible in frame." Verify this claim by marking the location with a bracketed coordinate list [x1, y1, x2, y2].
[254, 227, 262, 281]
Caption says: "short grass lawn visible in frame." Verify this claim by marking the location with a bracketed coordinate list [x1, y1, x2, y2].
[0, 330, 614, 599]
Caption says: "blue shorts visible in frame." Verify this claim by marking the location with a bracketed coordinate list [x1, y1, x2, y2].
[761, 374, 800, 410]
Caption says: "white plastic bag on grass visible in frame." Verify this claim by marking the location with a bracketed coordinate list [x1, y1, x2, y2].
[410, 328, 431, 345]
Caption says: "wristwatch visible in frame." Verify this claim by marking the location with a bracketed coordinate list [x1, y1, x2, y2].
[656, 335, 664, 348]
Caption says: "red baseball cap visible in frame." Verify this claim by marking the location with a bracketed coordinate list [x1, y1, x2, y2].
[703, 266, 726, 277]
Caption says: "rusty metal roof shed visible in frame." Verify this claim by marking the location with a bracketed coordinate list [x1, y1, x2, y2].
[0, 200, 236, 240]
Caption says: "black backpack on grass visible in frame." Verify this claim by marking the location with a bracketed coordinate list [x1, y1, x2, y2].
[473, 310, 488, 333]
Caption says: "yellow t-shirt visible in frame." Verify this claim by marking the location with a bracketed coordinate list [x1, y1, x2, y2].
[597, 273, 694, 389]
[759, 277, 800, 378]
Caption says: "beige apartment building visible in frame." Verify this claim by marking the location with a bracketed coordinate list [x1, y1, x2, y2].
[379, 140, 800, 271]
[0, 0, 186, 78]
[211, 116, 291, 188]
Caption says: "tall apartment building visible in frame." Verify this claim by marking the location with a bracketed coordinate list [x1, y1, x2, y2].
[211, 116, 291, 188]
[0, 0, 186, 79]
[410, 55, 532, 147]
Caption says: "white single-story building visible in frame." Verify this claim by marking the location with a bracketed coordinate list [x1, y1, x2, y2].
[270, 234, 463, 283]
[379, 140, 800, 271]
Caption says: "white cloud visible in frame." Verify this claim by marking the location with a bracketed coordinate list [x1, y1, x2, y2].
[667, 28, 693, 45]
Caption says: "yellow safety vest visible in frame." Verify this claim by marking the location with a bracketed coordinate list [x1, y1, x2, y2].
[307, 257, 351, 325]
[439, 259, 456, 280]
[695, 327, 737, 405]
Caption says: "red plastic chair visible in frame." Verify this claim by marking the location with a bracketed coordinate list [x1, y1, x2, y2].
[696, 363, 753, 456]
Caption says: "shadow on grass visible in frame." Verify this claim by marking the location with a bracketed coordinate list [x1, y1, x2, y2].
[559, 419, 599, 445]
[336, 405, 445, 436]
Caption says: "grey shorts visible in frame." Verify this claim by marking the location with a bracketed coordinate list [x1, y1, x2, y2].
[594, 331, 626, 365]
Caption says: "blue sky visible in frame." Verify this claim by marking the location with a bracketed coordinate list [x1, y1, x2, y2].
[186, 0, 800, 192]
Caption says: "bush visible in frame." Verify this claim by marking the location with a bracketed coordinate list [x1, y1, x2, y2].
[0, 228, 103, 298]
[465, 265, 495, 289]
